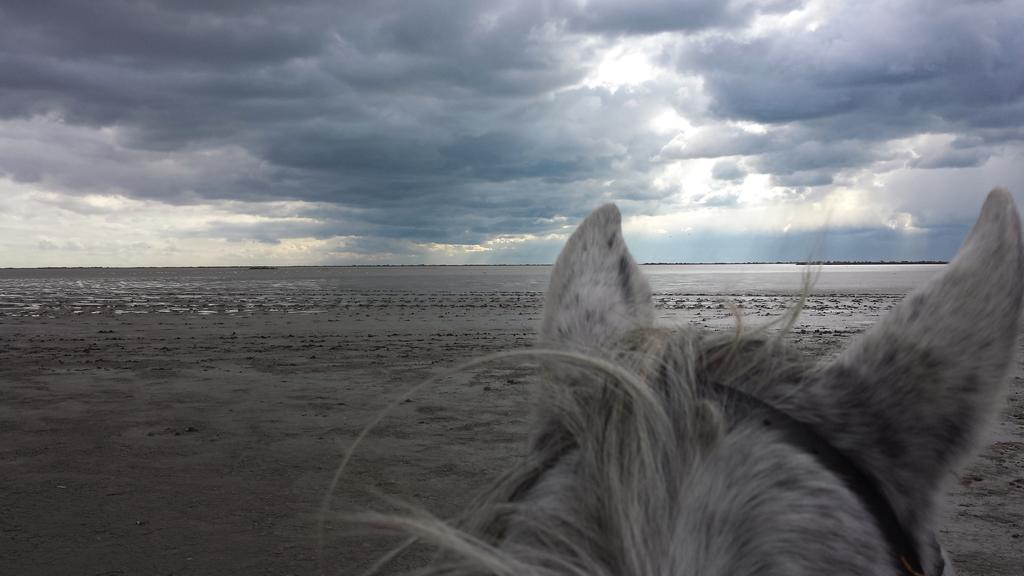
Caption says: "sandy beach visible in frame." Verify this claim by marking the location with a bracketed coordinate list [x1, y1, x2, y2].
[1, 292, 1022, 575]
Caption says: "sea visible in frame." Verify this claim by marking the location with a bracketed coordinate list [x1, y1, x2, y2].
[0, 265, 944, 319]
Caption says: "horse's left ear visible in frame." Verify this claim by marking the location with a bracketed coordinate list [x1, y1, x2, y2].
[541, 204, 653, 351]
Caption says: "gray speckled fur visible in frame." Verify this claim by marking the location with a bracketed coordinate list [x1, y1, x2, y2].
[374, 190, 1022, 576]
[541, 205, 654, 354]
[778, 188, 1024, 574]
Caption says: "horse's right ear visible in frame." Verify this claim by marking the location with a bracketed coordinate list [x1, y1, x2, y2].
[541, 204, 653, 352]
[810, 188, 1023, 547]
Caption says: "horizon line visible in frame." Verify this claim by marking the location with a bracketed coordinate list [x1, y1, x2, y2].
[0, 260, 950, 270]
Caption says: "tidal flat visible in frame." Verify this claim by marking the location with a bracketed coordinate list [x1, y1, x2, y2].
[0, 266, 1020, 575]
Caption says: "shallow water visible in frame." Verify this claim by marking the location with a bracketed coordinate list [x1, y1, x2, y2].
[0, 264, 943, 318]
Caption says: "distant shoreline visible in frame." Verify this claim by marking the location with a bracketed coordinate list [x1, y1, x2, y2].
[642, 260, 948, 266]
[0, 261, 948, 270]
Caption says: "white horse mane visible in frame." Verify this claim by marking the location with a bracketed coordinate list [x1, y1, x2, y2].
[348, 188, 1023, 576]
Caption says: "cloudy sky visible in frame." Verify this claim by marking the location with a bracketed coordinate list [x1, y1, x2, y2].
[1, 0, 1022, 266]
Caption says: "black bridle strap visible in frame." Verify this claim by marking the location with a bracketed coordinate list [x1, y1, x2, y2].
[709, 383, 937, 576]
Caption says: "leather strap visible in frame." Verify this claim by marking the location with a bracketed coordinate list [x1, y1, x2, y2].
[709, 382, 940, 575]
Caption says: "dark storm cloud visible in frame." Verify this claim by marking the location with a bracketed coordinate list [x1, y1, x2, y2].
[556, 0, 782, 34]
[750, 140, 879, 177]
[0, 1, 334, 131]
[659, 125, 879, 187]
[1, 0, 664, 225]
[673, 0, 1024, 183]
[0, 1, 322, 65]
[0, 0, 795, 199]
[1, 0, 1021, 260]
[711, 160, 746, 182]
[575, 0, 725, 33]
[909, 149, 989, 170]
[770, 170, 834, 188]
[684, 1, 1024, 126]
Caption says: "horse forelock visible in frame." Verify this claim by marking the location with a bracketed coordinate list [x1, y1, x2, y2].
[379, 325, 860, 576]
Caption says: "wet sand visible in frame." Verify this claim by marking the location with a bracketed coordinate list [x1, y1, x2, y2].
[1, 297, 1021, 575]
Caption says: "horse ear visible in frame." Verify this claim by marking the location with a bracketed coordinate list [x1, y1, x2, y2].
[809, 188, 1023, 537]
[541, 204, 653, 351]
